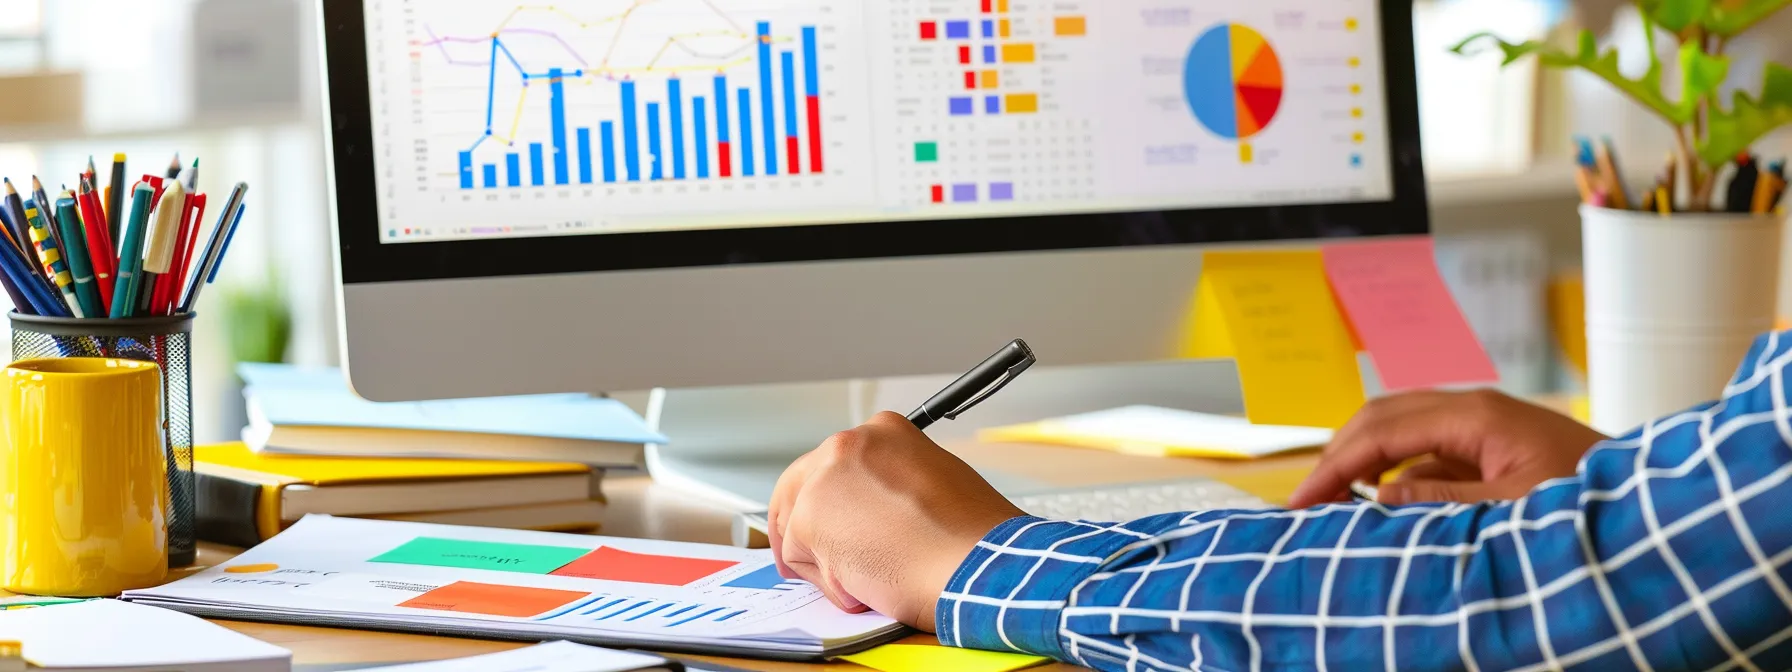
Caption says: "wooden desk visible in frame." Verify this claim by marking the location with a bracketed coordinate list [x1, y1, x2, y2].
[194, 441, 1321, 670]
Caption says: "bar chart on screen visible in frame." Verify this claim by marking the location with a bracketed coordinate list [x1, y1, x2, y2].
[369, 0, 876, 239]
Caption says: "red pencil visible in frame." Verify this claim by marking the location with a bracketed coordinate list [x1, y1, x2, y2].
[159, 192, 204, 315]
[76, 177, 117, 312]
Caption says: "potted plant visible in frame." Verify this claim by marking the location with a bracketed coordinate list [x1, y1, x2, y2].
[1454, 0, 1792, 434]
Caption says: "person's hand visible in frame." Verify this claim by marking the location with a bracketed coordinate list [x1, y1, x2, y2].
[1289, 390, 1609, 508]
[768, 412, 1024, 631]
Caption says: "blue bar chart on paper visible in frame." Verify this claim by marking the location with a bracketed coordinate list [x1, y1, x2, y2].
[424, 2, 831, 197]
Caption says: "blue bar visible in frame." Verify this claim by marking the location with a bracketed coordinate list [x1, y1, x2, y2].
[627, 603, 674, 621]
[780, 51, 799, 158]
[983, 45, 997, 64]
[802, 27, 819, 96]
[738, 88, 756, 177]
[581, 598, 627, 616]
[669, 78, 686, 180]
[576, 128, 593, 184]
[622, 80, 640, 181]
[549, 68, 569, 185]
[671, 607, 725, 627]
[981, 19, 995, 37]
[601, 601, 651, 621]
[600, 121, 618, 183]
[528, 143, 545, 186]
[506, 152, 521, 187]
[647, 102, 663, 180]
[985, 95, 1001, 114]
[945, 20, 971, 39]
[693, 96, 710, 179]
[482, 164, 498, 189]
[949, 97, 974, 115]
[458, 151, 473, 189]
[757, 22, 778, 176]
[664, 604, 700, 618]
[717, 610, 747, 621]
[714, 75, 731, 176]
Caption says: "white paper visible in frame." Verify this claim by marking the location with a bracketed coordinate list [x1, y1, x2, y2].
[123, 516, 901, 655]
[1050, 405, 1332, 457]
[358, 641, 668, 671]
[0, 599, 291, 670]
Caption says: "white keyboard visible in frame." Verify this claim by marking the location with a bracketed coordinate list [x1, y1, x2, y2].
[1006, 478, 1273, 522]
[732, 477, 1273, 547]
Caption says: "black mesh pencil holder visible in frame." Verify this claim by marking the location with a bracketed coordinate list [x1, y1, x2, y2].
[10, 313, 197, 567]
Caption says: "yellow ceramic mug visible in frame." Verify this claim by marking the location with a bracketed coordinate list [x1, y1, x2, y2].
[0, 358, 167, 596]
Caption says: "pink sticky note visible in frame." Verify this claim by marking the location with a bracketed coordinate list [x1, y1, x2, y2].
[1322, 239, 1498, 391]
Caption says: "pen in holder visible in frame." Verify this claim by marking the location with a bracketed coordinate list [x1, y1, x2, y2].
[9, 312, 196, 567]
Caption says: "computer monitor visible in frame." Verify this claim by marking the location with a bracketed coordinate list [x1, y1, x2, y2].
[320, 0, 1426, 503]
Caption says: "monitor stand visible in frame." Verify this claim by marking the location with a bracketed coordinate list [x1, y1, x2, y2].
[643, 360, 1251, 511]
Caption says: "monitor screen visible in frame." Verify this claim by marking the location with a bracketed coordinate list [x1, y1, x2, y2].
[358, 0, 1396, 243]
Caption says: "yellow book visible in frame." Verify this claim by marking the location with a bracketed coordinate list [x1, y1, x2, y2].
[978, 406, 1331, 460]
[195, 443, 600, 547]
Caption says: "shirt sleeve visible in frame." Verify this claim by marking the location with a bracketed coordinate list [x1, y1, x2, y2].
[937, 331, 1792, 671]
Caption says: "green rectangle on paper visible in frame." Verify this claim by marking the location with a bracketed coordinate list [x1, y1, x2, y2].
[370, 537, 590, 574]
[915, 142, 939, 163]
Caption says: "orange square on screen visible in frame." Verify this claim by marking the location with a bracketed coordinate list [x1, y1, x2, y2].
[398, 581, 587, 618]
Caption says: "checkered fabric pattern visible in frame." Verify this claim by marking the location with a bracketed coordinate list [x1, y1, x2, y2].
[937, 332, 1792, 671]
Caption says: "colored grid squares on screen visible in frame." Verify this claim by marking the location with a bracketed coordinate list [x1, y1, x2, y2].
[983, 45, 998, 64]
[990, 182, 1015, 201]
[949, 97, 974, 115]
[985, 96, 1002, 114]
[920, 21, 938, 40]
[953, 184, 979, 202]
[981, 19, 995, 38]
[945, 20, 971, 39]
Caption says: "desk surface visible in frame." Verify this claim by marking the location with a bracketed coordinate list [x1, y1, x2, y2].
[188, 440, 1323, 671]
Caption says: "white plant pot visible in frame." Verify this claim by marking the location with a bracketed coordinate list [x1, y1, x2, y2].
[1582, 205, 1786, 435]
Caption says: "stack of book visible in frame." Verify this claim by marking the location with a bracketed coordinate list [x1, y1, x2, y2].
[196, 365, 665, 547]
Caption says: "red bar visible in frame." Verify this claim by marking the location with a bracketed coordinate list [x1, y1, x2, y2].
[958, 45, 972, 64]
[981, 0, 993, 12]
[806, 97, 824, 173]
[919, 21, 938, 40]
[718, 142, 733, 178]
[930, 185, 944, 203]
[963, 71, 977, 90]
[785, 137, 802, 174]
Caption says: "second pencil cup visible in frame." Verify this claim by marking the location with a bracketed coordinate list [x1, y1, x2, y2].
[10, 313, 197, 567]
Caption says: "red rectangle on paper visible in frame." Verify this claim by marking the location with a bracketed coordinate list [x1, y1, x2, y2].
[549, 546, 738, 586]
[930, 185, 945, 203]
[919, 21, 938, 40]
[1322, 239, 1499, 391]
[959, 45, 972, 65]
[963, 71, 978, 90]
[982, 0, 993, 12]
[399, 581, 587, 618]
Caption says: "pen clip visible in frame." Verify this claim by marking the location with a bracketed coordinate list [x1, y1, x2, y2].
[942, 355, 1035, 421]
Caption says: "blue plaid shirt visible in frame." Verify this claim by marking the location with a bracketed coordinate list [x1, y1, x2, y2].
[937, 332, 1792, 671]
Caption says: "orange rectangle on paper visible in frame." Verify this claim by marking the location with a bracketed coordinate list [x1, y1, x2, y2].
[1054, 16, 1087, 36]
[997, 0, 1009, 12]
[1004, 93, 1039, 113]
[999, 18, 1011, 37]
[549, 546, 739, 586]
[1000, 43, 1036, 63]
[399, 581, 587, 618]
[980, 70, 1000, 89]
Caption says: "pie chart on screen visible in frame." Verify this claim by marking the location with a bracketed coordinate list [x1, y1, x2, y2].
[1184, 23, 1284, 148]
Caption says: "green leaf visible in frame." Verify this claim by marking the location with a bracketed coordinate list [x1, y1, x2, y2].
[1451, 31, 1693, 124]
[1702, 0, 1792, 36]
[1679, 41, 1730, 101]
[1699, 63, 1792, 165]
[1642, 0, 1715, 32]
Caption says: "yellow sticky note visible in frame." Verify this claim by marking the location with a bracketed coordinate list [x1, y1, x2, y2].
[1181, 250, 1365, 429]
[840, 645, 1049, 672]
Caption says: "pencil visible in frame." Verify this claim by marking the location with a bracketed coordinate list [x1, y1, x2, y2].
[111, 184, 155, 319]
[1595, 138, 1630, 210]
[137, 181, 186, 316]
[164, 153, 183, 180]
[106, 153, 126, 242]
[1574, 167, 1598, 205]
[24, 201, 82, 317]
